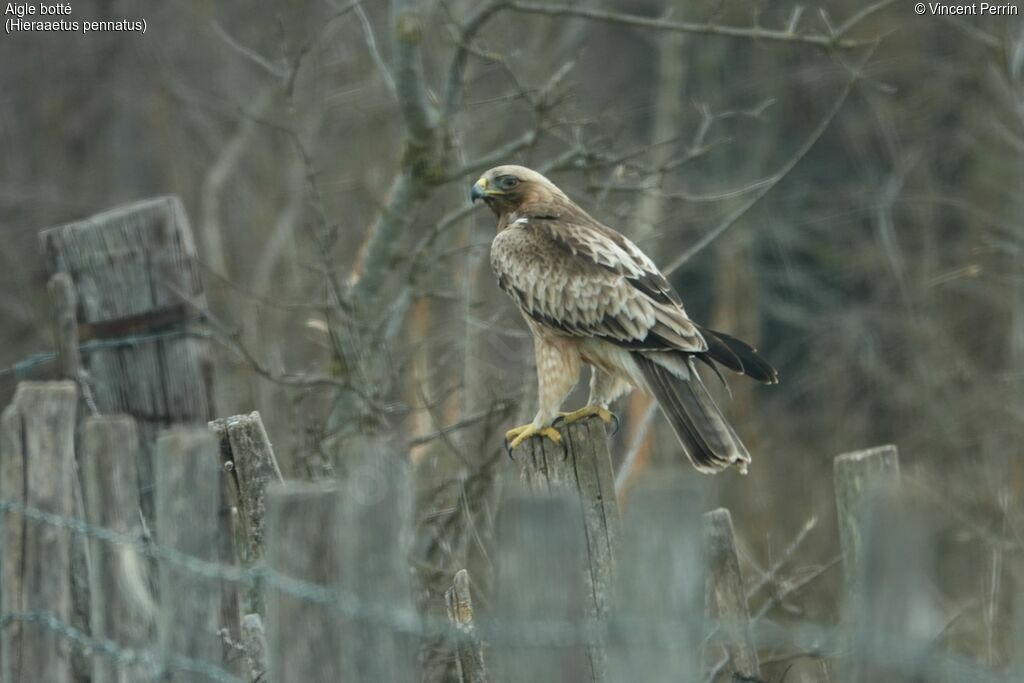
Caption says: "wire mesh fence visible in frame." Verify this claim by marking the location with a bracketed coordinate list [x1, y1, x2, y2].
[0, 383, 1021, 683]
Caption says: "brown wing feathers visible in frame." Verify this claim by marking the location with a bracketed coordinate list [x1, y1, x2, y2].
[481, 164, 777, 473]
[526, 213, 777, 385]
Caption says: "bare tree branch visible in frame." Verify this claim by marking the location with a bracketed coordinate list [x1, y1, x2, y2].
[353, 1, 397, 99]
[392, 0, 436, 144]
[663, 49, 872, 275]
[441, 0, 508, 119]
[505, 2, 868, 49]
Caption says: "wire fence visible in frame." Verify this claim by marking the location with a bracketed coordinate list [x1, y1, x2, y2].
[0, 497, 1020, 683]
[0, 328, 211, 381]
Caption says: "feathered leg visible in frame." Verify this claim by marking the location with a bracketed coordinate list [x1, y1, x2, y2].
[555, 366, 629, 433]
[506, 334, 581, 450]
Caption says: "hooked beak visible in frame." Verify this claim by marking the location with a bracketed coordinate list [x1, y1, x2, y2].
[470, 178, 487, 202]
[471, 177, 501, 203]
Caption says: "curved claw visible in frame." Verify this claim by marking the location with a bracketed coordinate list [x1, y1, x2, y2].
[608, 411, 620, 437]
[504, 423, 562, 453]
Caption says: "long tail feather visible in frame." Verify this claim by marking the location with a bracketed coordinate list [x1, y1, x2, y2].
[634, 353, 751, 474]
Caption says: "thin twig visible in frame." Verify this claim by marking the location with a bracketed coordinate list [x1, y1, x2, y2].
[505, 2, 866, 49]
[664, 46, 874, 275]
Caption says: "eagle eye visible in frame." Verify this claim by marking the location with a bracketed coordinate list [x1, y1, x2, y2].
[497, 175, 519, 190]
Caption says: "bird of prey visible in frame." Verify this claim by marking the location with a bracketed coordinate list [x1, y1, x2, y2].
[471, 165, 778, 473]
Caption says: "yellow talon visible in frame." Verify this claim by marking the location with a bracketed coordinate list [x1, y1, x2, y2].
[558, 405, 614, 425]
[505, 424, 563, 450]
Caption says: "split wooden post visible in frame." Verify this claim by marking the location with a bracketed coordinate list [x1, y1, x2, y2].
[265, 481, 345, 682]
[445, 569, 488, 683]
[155, 427, 223, 681]
[209, 411, 283, 616]
[610, 471, 705, 681]
[492, 492, 590, 682]
[703, 507, 760, 680]
[0, 381, 78, 683]
[516, 415, 618, 679]
[81, 415, 155, 683]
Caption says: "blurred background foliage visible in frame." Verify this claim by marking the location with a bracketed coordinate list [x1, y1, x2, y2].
[1, 0, 1022, 677]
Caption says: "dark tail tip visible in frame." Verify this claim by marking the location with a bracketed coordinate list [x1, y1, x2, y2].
[698, 326, 779, 385]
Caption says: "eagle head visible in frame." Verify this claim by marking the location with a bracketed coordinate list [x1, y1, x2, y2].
[471, 165, 567, 217]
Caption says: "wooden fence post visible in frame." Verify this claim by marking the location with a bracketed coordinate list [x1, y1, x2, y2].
[335, 448, 416, 681]
[239, 614, 269, 683]
[48, 273, 83, 382]
[265, 456, 417, 682]
[492, 492, 590, 682]
[609, 471, 705, 681]
[81, 415, 155, 683]
[846, 488, 937, 682]
[155, 427, 223, 682]
[0, 381, 78, 683]
[834, 444, 901, 610]
[445, 569, 488, 683]
[48, 271, 94, 683]
[41, 197, 232, 652]
[40, 197, 213, 517]
[1013, 591, 1024, 679]
[834, 444, 902, 681]
[265, 481, 345, 682]
[209, 411, 283, 616]
[703, 507, 760, 680]
[209, 411, 282, 562]
[515, 415, 618, 679]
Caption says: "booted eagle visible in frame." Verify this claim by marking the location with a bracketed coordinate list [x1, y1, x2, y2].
[472, 165, 777, 474]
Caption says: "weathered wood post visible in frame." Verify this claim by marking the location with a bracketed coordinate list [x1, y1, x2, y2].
[209, 411, 283, 616]
[1013, 592, 1024, 679]
[847, 489, 937, 682]
[834, 444, 901, 608]
[265, 481, 345, 682]
[335, 447, 416, 681]
[209, 412, 282, 562]
[48, 273, 83, 383]
[492, 492, 589, 682]
[47, 271, 94, 683]
[39, 197, 213, 516]
[40, 197, 233, 651]
[267, 451, 415, 683]
[0, 381, 78, 683]
[239, 614, 269, 683]
[833, 444, 904, 681]
[81, 415, 155, 683]
[155, 427, 223, 682]
[515, 415, 618, 679]
[445, 569, 488, 683]
[703, 507, 760, 680]
[610, 471, 705, 681]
